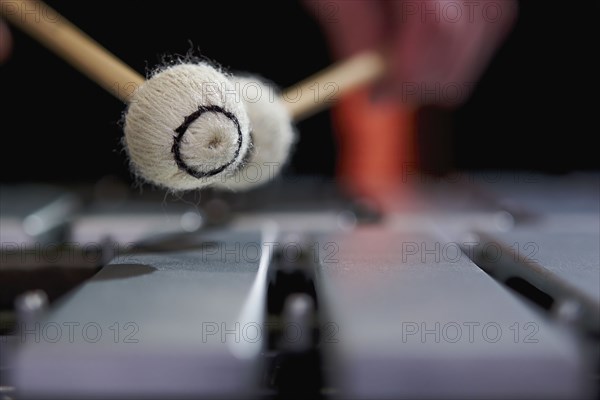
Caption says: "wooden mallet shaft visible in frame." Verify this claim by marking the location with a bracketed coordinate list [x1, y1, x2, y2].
[0, 0, 144, 102]
[0, 0, 385, 120]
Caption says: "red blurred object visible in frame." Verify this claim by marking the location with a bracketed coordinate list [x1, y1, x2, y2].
[333, 87, 417, 205]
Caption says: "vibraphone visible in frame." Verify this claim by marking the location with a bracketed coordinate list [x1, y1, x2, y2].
[0, 173, 598, 399]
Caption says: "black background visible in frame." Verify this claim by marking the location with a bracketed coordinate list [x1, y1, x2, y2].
[0, 0, 598, 184]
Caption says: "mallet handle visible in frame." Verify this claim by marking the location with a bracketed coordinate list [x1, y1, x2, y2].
[0, 0, 144, 102]
[1, 0, 386, 118]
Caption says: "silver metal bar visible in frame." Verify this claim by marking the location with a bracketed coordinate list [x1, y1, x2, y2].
[14, 228, 276, 399]
[316, 228, 588, 399]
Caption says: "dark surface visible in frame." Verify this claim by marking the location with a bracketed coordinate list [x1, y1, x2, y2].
[0, 0, 597, 185]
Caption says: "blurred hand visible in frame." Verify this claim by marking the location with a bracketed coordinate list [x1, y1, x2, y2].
[306, 0, 518, 106]
[0, 18, 12, 63]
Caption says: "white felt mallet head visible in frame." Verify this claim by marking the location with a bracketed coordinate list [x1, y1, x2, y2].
[216, 76, 296, 190]
[123, 63, 251, 191]
[2, 0, 386, 192]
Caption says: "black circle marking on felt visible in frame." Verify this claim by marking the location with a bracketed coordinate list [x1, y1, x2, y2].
[172, 105, 244, 179]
